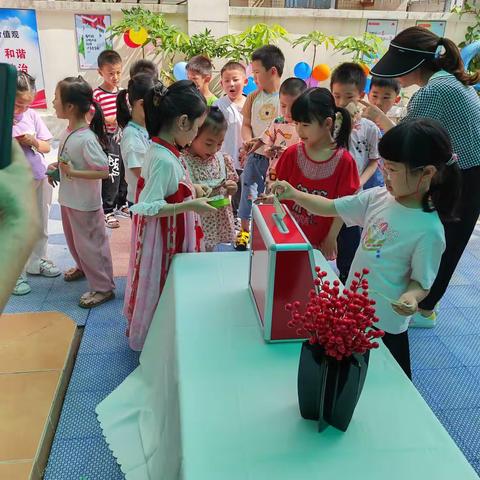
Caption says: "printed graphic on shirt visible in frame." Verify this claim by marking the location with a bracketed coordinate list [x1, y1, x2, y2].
[291, 183, 328, 226]
[362, 217, 399, 252]
[259, 103, 277, 123]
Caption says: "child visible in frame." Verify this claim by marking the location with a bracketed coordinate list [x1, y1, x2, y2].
[214, 61, 247, 216]
[117, 73, 156, 209]
[273, 88, 360, 272]
[251, 77, 307, 189]
[182, 107, 239, 251]
[124, 80, 215, 351]
[236, 45, 284, 250]
[365, 77, 401, 190]
[12, 72, 59, 296]
[129, 59, 158, 80]
[48, 76, 115, 308]
[93, 49, 128, 229]
[273, 118, 460, 379]
[186, 55, 218, 106]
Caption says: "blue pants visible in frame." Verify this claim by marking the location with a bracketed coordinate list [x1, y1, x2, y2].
[364, 167, 384, 190]
[238, 152, 269, 220]
[337, 224, 361, 284]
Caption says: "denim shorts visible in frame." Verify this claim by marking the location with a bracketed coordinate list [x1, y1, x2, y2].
[238, 152, 269, 220]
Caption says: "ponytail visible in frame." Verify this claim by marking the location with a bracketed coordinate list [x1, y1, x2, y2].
[90, 101, 108, 150]
[332, 106, 351, 150]
[116, 89, 130, 130]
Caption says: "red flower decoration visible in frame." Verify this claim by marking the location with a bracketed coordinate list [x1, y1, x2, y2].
[286, 269, 384, 360]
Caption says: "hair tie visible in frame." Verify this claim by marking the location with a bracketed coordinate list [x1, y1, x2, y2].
[153, 83, 168, 107]
[446, 153, 458, 166]
[435, 39, 445, 59]
[333, 111, 343, 140]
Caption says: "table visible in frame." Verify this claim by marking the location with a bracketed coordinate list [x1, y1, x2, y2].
[96, 252, 478, 480]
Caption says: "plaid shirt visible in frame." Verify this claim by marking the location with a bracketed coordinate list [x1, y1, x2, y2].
[401, 71, 480, 170]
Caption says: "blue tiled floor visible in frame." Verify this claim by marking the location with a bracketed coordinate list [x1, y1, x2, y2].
[10, 206, 480, 478]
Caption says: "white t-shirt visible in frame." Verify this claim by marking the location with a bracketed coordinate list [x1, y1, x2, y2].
[349, 118, 381, 175]
[214, 96, 244, 171]
[58, 127, 109, 211]
[120, 121, 150, 203]
[334, 187, 445, 334]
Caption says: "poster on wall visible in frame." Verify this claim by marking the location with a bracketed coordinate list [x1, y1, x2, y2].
[365, 19, 398, 67]
[0, 8, 47, 108]
[75, 14, 112, 70]
[415, 20, 446, 38]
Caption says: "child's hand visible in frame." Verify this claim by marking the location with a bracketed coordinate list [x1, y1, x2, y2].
[46, 163, 60, 187]
[16, 134, 38, 149]
[59, 161, 74, 179]
[224, 179, 237, 196]
[189, 197, 217, 214]
[392, 292, 418, 316]
[265, 145, 284, 159]
[193, 184, 212, 198]
[319, 234, 338, 261]
[271, 180, 296, 201]
[254, 193, 274, 205]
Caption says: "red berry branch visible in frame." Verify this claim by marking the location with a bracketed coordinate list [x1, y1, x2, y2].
[286, 267, 384, 361]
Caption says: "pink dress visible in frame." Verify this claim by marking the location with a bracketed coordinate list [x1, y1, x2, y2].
[124, 138, 204, 351]
[182, 151, 239, 251]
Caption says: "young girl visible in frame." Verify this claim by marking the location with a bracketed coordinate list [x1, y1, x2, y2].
[12, 72, 59, 296]
[182, 107, 239, 251]
[124, 80, 215, 351]
[48, 76, 115, 308]
[117, 73, 156, 209]
[273, 119, 461, 378]
[272, 87, 360, 282]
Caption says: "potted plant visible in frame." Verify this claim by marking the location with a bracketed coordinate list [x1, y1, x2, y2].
[286, 267, 384, 432]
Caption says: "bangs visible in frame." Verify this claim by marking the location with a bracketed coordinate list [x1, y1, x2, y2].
[291, 92, 316, 123]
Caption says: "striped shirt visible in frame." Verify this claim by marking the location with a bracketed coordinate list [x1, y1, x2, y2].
[93, 87, 119, 133]
[401, 71, 480, 170]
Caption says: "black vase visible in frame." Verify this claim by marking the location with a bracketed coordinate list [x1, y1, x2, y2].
[297, 341, 370, 432]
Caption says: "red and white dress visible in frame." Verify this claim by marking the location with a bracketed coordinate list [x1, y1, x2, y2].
[273, 143, 360, 248]
[124, 138, 204, 351]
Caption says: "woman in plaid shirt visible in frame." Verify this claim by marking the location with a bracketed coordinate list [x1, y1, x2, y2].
[361, 26, 480, 325]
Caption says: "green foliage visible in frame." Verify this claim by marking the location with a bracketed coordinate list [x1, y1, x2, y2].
[292, 31, 336, 72]
[334, 32, 384, 63]
[452, 0, 480, 71]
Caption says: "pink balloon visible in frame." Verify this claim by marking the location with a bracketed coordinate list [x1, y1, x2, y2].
[307, 76, 319, 87]
[246, 63, 253, 77]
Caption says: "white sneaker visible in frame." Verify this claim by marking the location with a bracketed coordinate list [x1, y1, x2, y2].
[27, 259, 61, 278]
[409, 311, 437, 329]
[13, 275, 32, 295]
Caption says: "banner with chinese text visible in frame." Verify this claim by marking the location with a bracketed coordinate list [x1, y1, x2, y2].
[415, 20, 447, 38]
[75, 14, 112, 70]
[0, 8, 47, 108]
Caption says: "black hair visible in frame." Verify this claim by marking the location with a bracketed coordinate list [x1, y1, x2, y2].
[97, 49, 122, 69]
[186, 55, 213, 76]
[330, 62, 366, 92]
[251, 45, 285, 77]
[393, 27, 479, 86]
[378, 119, 461, 220]
[16, 71, 36, 93]
[143, 79, 207, 138]
[280, 77, 307, 97]
[117, 73, 157, 129]
[220, 61, 246, 76]
[57, 76, 107, 148]
[129, 59, 158, 79]
[197, 106, 228, 137]
[370, 77, 400, 94]
[291, 87, 351, 149]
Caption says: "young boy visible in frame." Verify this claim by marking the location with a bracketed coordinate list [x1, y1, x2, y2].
[93, 49, 127, 229]
[186, 55, 217, 106]
[252, 77, 307, 189]
[129, 59, 158, 80]
[214, 61, 247, 217]
[236, 45, 284, 250]
[367, 77, 401, 122]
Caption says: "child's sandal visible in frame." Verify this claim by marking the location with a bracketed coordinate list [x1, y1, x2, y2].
[105, 213, 120, 229]
[64, 267, 85, 282]
[78, 291, 115, 309]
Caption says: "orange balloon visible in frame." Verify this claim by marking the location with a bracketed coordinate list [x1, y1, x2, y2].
[360, 63, 370, 76]
[312, 64, 331, 82]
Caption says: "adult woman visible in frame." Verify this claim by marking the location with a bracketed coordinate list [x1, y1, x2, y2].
[362, 26, 480, 323]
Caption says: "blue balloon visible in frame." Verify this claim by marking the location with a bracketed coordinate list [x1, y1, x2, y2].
[173, 61, 188, 81]
[243, 76, 256, 95]
[460, 41, 480, 91]
[294, 62, 312, 80]
[364, 76, 372, 94]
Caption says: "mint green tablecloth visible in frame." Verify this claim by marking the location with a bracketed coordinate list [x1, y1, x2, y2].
[96, 252, 478, 480]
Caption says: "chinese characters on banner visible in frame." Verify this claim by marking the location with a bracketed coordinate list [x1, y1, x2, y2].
[75, 15, 112, 70]
[0, 8, 47, 108]
[415, 20, 447, 38]
[365, 19, 398, 67]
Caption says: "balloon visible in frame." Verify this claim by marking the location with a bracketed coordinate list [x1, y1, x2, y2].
[243, 76, 256, 95]
[129, 27, 148, 46]
[307, 76, 318, 88]
[173, 61, 188, 81]
[124, 31, 141, 49]
[246, 63, 253, 77]
[294, 62, 312, 80]
[460, 41, 480, 91]
[312, 64, 331, 82]
[364, 77, 372, 95]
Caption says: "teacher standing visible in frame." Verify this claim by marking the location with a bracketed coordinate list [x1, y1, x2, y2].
[362, 26, 480, 320]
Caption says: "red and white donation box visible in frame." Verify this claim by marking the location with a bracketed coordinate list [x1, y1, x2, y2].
[248, 203, 317, 342]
